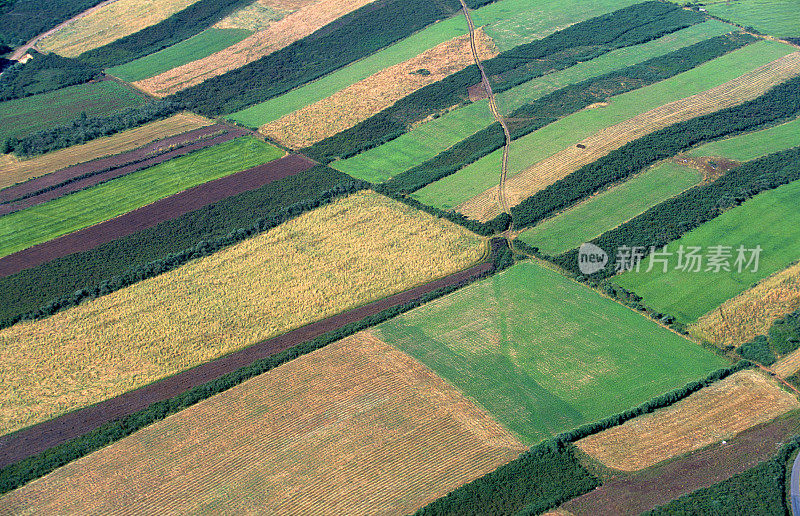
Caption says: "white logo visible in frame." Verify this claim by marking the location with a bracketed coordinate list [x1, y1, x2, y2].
[578, 243, 608, 275]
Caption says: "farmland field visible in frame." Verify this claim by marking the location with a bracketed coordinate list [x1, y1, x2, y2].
[519, 162, 702, 255]
[374, 261, 727, 444]
[214, 0, 299, 31]
[0, 191, 484, 435]
[614, 179, 800, 323]
[0, 113, 212, 190]
[335, 20, 733, 183]
[0, 81, 147, 143]
[107, 28, 253, 82]
[0, 333, 524, 514]
[685, 115, 800, 162]
[410, 40, 795, 213]
[36, 0, 202, 56]
[0, 137, 283, 259]
[700, 0, 800, 38]
[576, 370, 798, 471]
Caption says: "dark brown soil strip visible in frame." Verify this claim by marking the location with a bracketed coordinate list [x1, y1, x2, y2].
[0, 130, 250, 216]
[563, 411, 800, 515]
[0, 153, 314, 278]
[0, 258, 493, 468]
[0, 123, 237, 204]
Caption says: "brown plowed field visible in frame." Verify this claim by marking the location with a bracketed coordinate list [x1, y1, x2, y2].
[458, 52, 800, 222]
[134, 0, 374, 96]
[0, 333, 522, 515]
[0, 154, 315, 278]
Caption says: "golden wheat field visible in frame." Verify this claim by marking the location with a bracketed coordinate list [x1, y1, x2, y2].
[0, 191, 484, 436]
[261, 30, 498, 149]
[772, 348, 800, 378]
[36, 0, 202, 57]
[458, 52, 800, 221]
[134, 0, 373, 96]
[0, 113, 213, 190]
[575, 370, 799, 471]
[0, 332, 525, 515]
[214, 0, 307, 31]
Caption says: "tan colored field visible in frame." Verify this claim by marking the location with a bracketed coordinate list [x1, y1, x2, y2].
[36, 0, 202, 57]
[0, 332, 525, 515]
[0, 113, 213, 190]
[0, 191, 484, 436]
[261, 30, 497, 149]
[135, 0, 374, 96]
[576, 370, 799, 471]
[773, 348, 800, 378]
[690, 262, 800, 349]
[214, 0, 309, 31]
[459, 52, 800, 221]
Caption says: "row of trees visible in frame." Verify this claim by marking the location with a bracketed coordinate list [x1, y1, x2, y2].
[0, 0, 104, 48]
[739, 309, 800, 365]
[0, 50, 100, 101]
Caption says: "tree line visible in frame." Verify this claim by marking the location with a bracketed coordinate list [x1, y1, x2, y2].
[738, 308, 800, 366]
[0, 50, 100, 101]
[0, 0, 104, 48]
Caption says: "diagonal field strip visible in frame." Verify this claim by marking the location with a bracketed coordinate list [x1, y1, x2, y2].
[457, 51, 800, 221]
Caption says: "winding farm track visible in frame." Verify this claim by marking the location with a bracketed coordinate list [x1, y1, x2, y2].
[0, 253, 496, 469]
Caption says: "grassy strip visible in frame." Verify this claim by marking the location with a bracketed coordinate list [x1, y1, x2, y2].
[686, 115, 800, 162]
[76, 0, 253, 68]
[0, 51, 100, 101]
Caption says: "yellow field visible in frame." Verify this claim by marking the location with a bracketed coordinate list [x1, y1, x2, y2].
[773, 348, 800, 378]
[575, 370, 799, 471]
[261, 30, 497, 149]
[135, 0, 373, 96]
[0, 113, 213, 190]
[0, 191, 484, 437]
[458, 52, 800, 221]
[0, 332, 525, 515]
[690, 262, 800, 349]
[36, 0, 202, 57]
[214, 0, 306, 31]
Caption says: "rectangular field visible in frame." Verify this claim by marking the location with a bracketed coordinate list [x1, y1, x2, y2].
[614, 179, 800, 323]
[576, 370, 799, 471]
[701, 0, 800, 38]
[0, 137, 283, 258]
[0, 81, 147, 143]
[0, 191, 484, 436]
[519, 162, 702, 255]
[374, 261, 727, 445]
[686, 115, 800, 162]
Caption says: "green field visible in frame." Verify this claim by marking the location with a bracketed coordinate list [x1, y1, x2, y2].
[374, 261, 726, 444]
[520, 162, 702, 255]
[700, 0, 800, 38]
[0, 138, 283, 258]
[0, 81, 147, 143]
[334, 20, 734, 182]
[686, 115, 800, 162]
[614, 179, 800, 323]
[107, 28, 253, 82]
[412, 39, 793, 210]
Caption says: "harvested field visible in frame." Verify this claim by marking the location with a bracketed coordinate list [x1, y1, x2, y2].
[576, 370, 799, 471]
[260, 30, 497, 149]
[36, 0, 202, 57]
[0, 113, 212, 191]
[0, 154, 315, 278]
[690, 262, 800, 349]
[0, 191, 484, 436]
[134, 0, 374, 97]
[0, 333, 524, 515]
[457, 51, 800, 221]
[562, 410, 800, 515]
[214, 0, 305, 30]
[773, 348, 800, 378]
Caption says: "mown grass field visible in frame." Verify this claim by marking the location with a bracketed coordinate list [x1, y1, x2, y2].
[0, 113, 212, 190]
[37, 0, 201, 56]
[614, 179, 800, 323]
[374, 261, 727, 445]
[700, 0, 800, 38]
[107, 28, 253, 82]
[0, 137, 283, 258]
[0, 191, 484, 436]
[336, 20, 732, 183]
[576, 370, 798, 471]
[0, 81, 147, 143]
[413, 40, 794, 211]
[0, 333, 524, 514]
[519, 162, 702, 255]
[686, 115, 800, 162]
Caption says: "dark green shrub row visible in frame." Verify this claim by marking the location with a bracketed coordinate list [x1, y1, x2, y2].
[0, 50, 101, 101]
[383, 33, 754, 194]
[0, 0, 105, 47]
[0, 166, 360, 330]
[77, 0, 252, 68]
[304, 1, 703, 163]
[513, 75, 800, 231]
[738, 336, 777, 366]
[553, 145, 800, 279]
[738, 308, 800, 366]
